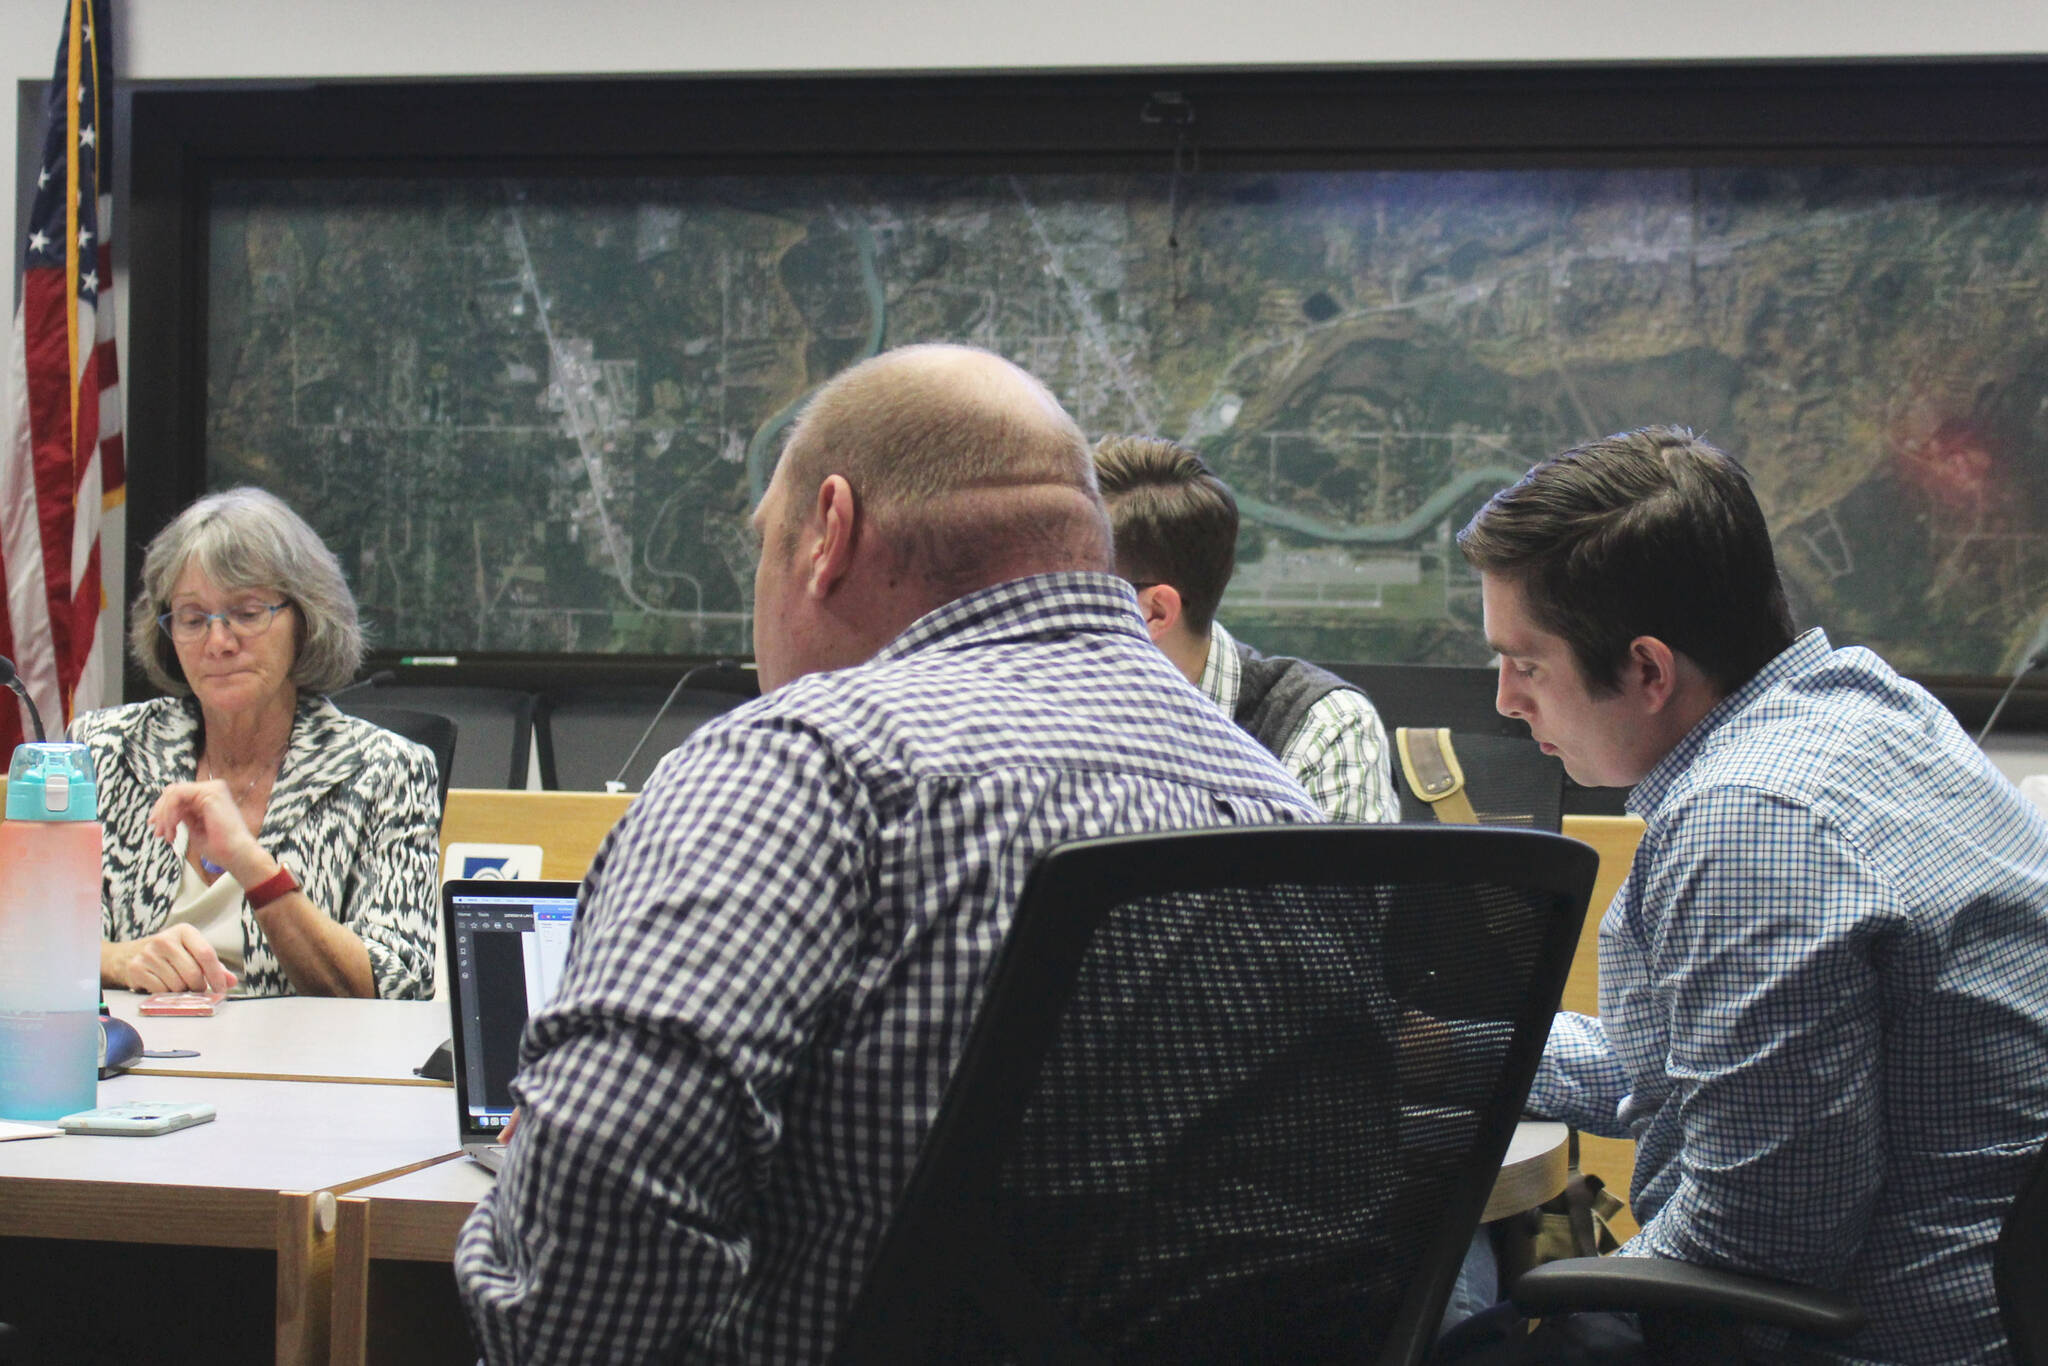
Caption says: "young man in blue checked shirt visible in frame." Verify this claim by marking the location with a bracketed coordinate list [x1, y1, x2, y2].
[453, 343, 1321, 1364]
[1449, 426, 2048, 1364]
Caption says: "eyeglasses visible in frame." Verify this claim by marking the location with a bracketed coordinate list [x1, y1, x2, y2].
[158, 600, 291, 643]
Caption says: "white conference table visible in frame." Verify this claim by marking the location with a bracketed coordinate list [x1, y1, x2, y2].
[23, 993, 1570, 1366]
[0, 1068, 465, 1363]
[322, 1121, 1572, 1365]
[107, 992, 451, 1086]
[331, 1156, 495, 1365]
[1485, 1120, 1570, 1222]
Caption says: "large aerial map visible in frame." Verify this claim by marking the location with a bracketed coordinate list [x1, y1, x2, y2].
[206, 167, 2048, 674]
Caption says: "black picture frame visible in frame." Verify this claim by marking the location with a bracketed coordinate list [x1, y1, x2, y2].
[123, 63, 2048, 727]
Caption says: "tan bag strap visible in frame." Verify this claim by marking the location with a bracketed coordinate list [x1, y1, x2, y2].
[1396, 726, 1479, 824]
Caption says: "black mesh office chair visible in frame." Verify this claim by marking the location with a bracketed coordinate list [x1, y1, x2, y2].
[1506, 1045, 1950, 1361]
[535, 682, 749, 791]
[338, 704, 456, 827]
[1511, 1123, 2039, 1361]
[833, 825, 1598, 1366]
[1511, 1246, 1865, 1362]
[1997, 1134, 2048, 1365]
[334, 685, 536, 789]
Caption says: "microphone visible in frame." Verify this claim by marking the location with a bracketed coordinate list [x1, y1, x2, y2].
[0, 655, 48, 743]
[603, 661, 757, 792]
[1976, 613, 2048, 746]
[329, 669, 396, 700]
[606, 674, 693, 794]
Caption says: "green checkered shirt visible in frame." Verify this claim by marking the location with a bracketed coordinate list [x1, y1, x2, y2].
[1198, 621, 1399, 824]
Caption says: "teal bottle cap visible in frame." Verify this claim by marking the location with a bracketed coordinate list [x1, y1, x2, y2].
[6, 742, 98, 821]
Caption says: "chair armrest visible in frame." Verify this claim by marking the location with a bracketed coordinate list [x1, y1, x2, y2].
[1510, 1257, 1865, 1338]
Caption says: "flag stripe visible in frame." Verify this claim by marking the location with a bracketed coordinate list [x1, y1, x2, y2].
[3, 0, 119, 758]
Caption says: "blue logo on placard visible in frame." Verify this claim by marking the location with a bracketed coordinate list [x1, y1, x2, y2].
[462, 856, 513, 879]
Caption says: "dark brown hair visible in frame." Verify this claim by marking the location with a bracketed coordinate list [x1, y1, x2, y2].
[1457, 426, 1794, 695]
[1093, 435, 1238, 634]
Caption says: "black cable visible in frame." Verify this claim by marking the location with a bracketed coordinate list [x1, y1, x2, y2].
[0, 655, 48, 743]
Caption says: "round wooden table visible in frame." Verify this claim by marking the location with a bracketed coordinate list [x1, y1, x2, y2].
[1483, 1120, 1570, 1222]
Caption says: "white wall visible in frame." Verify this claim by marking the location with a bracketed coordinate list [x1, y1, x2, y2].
[5, 0, 2046, 716]
[57, 0, 2048, 80]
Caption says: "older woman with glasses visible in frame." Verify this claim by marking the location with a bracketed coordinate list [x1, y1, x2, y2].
[70, 488, 439, 999]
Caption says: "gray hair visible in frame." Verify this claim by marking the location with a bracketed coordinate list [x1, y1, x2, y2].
[129, 487, 365, 696]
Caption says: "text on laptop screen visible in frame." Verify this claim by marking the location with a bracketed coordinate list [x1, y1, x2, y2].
[449, 892, 577, 1125]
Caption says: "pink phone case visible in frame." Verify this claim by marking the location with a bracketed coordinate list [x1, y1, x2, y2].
[138, 991, 227, 1017]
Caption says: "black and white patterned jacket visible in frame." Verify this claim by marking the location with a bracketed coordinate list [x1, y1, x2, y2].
[70, 694, 440, 999]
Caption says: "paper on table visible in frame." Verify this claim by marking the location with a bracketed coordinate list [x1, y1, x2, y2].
[0, 1118, 62, 1142]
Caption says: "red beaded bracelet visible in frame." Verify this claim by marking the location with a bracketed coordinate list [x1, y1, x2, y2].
[244, 864, 300, 909]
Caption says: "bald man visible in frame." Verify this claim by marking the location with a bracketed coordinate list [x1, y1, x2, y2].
[456, 344, 1318, 1364]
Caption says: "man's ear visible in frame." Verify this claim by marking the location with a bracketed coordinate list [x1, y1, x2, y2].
[1135, 582, 1184, 643]
[805, 474, 858, 598]
[1623, 634, 1681, 712]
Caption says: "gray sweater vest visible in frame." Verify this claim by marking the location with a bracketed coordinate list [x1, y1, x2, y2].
[1230, 640, 1360, 759]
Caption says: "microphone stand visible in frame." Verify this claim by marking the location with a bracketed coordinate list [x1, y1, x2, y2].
[606, 674, 692, 794]
[602, 659, 757, 790]
[1976, 654, 2047, 747]
[0, 655, 48, 743]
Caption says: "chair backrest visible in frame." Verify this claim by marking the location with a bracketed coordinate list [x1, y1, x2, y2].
[335, 685, 538, 789]
[534, 683, 749, 791]
[834, 825, 1598, 1366]
[1996, 1134, 2048, 1365]
[340, 704, 456, 826]
[1394, 731, 1567, 832]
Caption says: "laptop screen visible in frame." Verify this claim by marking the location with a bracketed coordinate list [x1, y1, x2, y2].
[444, 881, 579, 1137]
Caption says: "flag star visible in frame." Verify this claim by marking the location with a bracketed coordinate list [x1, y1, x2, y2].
[28, 231, 49, 253]
[81, 270, 99, 292]
[79, 125, 95, 148]
[37, 166, 50, 189]
[78, 226, 93, 247]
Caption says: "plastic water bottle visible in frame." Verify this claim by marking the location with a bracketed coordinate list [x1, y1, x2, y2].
[0, 743, 103, 1120]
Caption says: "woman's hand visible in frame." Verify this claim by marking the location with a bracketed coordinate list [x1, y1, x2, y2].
[148, 780, 269, 887]
[102, 925, 239, 996]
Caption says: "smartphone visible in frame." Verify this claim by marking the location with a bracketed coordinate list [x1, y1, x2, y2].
[58, 1101, 217, 1136]
[139, 991, 227, 1017]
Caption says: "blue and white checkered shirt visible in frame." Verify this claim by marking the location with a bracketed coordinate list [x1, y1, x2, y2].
[1529, 629, 2048, 1364]
[455, 572, 1319, 1364]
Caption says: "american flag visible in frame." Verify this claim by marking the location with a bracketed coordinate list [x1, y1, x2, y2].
[3, 0, 122, 761]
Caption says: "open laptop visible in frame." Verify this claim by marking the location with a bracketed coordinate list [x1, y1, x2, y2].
[442, 878, 580, 1171]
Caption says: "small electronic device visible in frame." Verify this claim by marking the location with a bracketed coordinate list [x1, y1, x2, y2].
[139, 990, 228, 1017]
[58, 1100, 216, 1137]
[97, 1015, 144, 1077]
[442, 879, 579, 1170]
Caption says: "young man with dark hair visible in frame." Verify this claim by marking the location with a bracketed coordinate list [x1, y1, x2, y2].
[1095, 435, 1399, 823]
[1459, 425, 2048, 1362]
